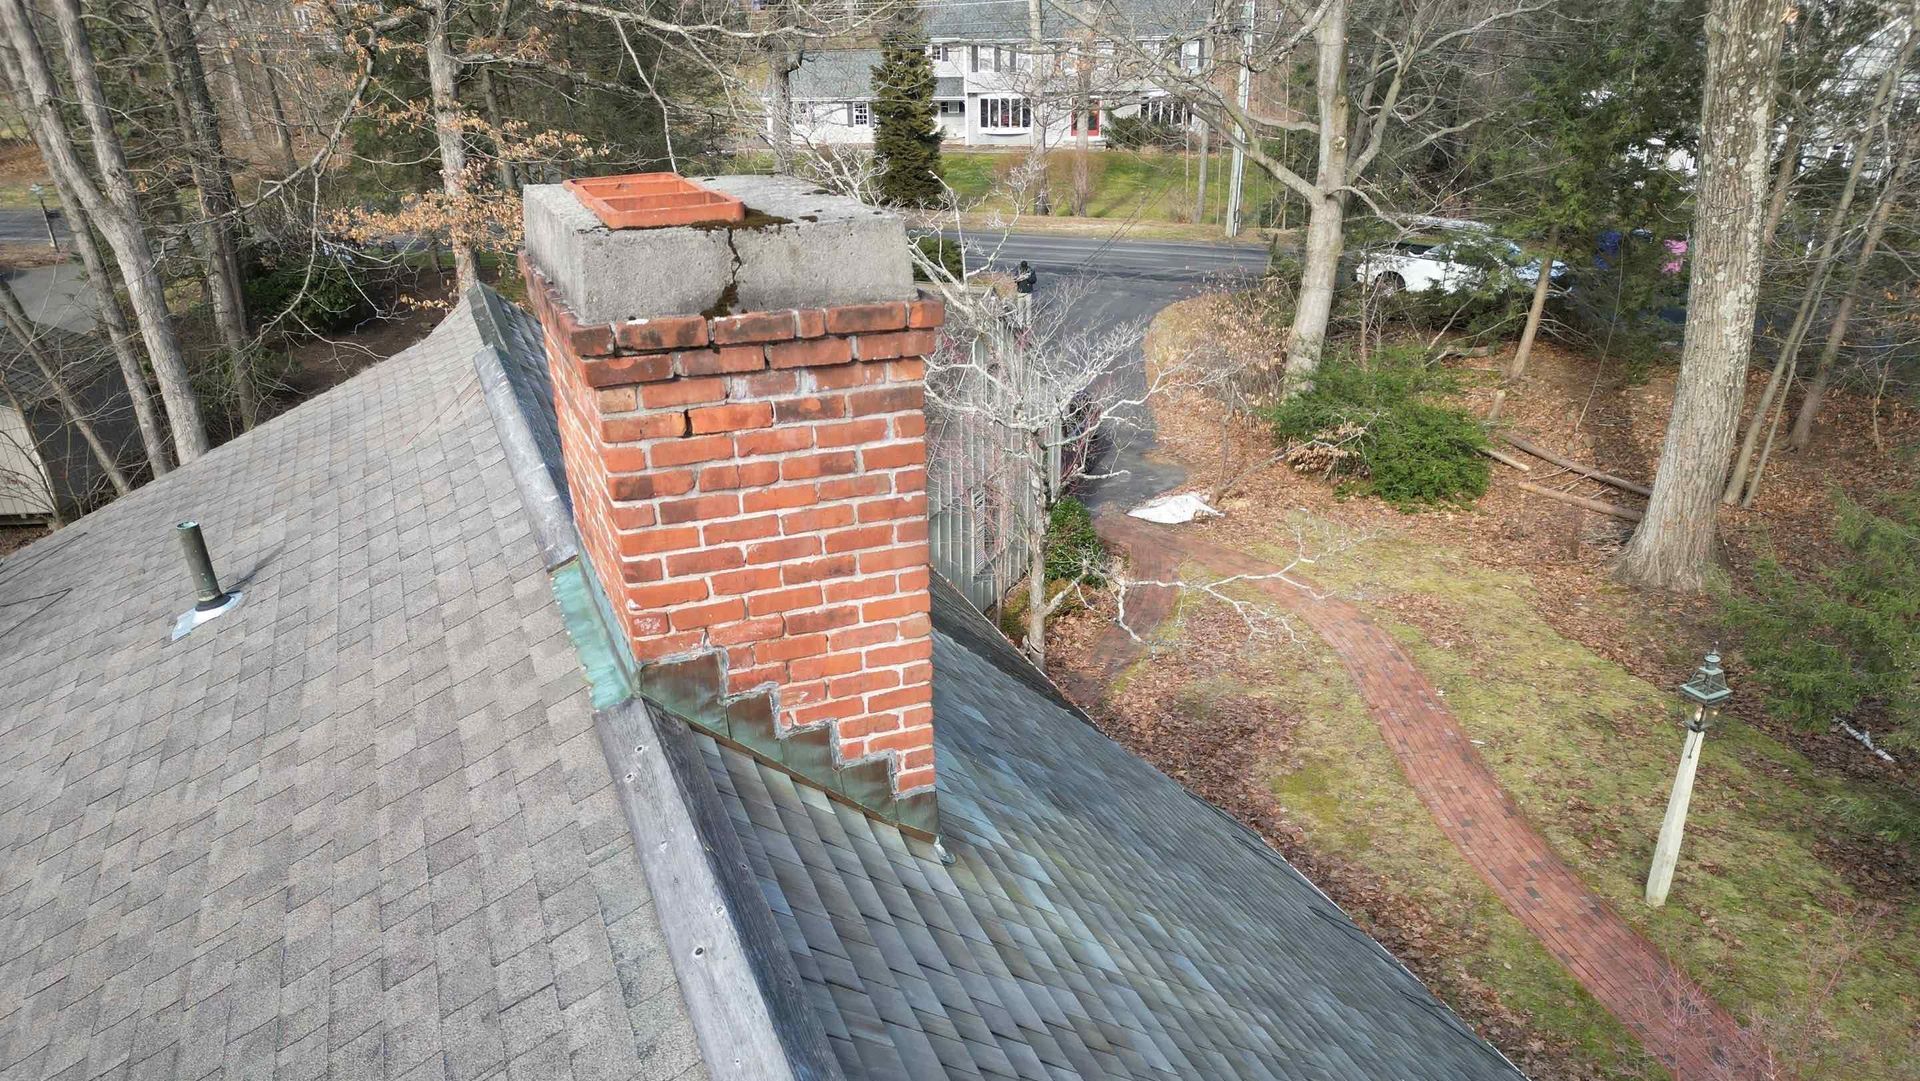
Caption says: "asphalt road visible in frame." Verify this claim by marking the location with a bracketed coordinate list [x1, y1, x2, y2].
[960, 230, 1270, 511]
[0, 207, 68, 248]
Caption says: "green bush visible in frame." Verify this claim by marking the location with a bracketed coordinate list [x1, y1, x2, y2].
[244, 259, 373, 336]
[1265, 347, 1489, 510]
[1722, 490, 1920, 748]
[1105, 114, 1181, 150]
[1044, 496, 1106, 584]
[913, 234, 964, 283]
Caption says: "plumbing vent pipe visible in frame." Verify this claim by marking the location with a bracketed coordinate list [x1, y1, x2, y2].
[171, 520, 241, 640]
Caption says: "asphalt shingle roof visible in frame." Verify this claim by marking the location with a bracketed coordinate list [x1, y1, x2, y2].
[790, 50, 882, 100]
[0, 301, 703, 1081]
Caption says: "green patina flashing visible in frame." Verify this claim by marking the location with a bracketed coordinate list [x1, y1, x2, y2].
[548, 555, 939, 838]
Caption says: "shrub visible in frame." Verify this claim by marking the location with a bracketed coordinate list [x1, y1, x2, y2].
[913, 234, 964, 282]
[1044, 496, 1107, 584]
[1265, 347, 1489, 510]
[244, 259, 373, 336]
[1722, 490, 1920, 748]
[1105, 114, 1180, 150]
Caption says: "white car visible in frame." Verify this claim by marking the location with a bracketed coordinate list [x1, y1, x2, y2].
[1354, 234, 1570, 295]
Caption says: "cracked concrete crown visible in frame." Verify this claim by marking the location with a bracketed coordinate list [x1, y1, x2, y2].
[523, 175, 916, 325]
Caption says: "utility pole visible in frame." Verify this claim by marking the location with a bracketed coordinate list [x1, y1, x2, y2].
[1224, 0, 1254, 237]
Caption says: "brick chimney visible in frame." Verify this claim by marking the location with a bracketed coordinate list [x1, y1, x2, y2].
[522, 174, 944, 831]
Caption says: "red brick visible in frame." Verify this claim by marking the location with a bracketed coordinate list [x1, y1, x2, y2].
[562, 315, 616, 357]
[615, 526, 700, 555]
[789, 652, 863, 681]
[659, 493, 740, 525]
[640, 377, 726, 409]
[836, 713, 903, 740]
[755, 634, 829, 663]
[814, 419, 888, 448]
[597, 386, 637, 411]
[731, 370, 799, 399]
[601, 444, 649, 473]
[712, 310, 798, 344]
[674, 345, 765, 377]
[631, 632, 704, 661]
[824, 525, 893, 554]
[618, 557, 663, 583]
[865, 638, 932, 666]
[806, 364, 892, 391]
[688, 402, 773, 434]
[670, 598, 745, 630]
[795, 308, 827, 337]
[791, 696, 864, 726]
[886, 358, 926, 380]
[708, 566, 784, 596]
[700, 461, 778, 491]
[650, 435, 735, 468]
[848, 385, 924, 416]
[900, 747, 934, 770]
[867, 687, 931, 713]
[608, 470, 694, 502]
[907, 295, 944, 328]
[892, 467, 927, 494]
[817, 474, 890, 501]
[862, 593, 928, 620]
[786, 607, 858, 634]
[825, 301, 908, 335]
[830, 669, 899, 698]
[857, 495, 927, 523]
[746, 586, 822, 616]
[781, 451, 856, 481]
[830, 622, 897, 651]
[746, 536, 820, 564]
[896, 613, 932, 638]
[611, 504, 657, 530]
[783, 555, 855, 585]
[735, 428, 813, 457]
[825, 575, 895, 604]
[582, 352, 672, 388]
[703, 514, 781, 544]
[861, 441, 926, 470]
[780, 505, 855, 535]
[742, 483, 818, 513]
[769, 337, 853, 369]
[773, 396, 845, 424]
[628, 580, 709, 609]
[618, 314, 708, 352]
[900, 660, 933, 686]
[854, 330, 938, 363]
[892, 412, 926, 439]
[666, 546, 745, 576]
[860, 543, 928, 573]
[895, 517, 928, 543]
[601, 412, 686, 442]
[707, 615, 784, 646]
[729, 664, 786, 693]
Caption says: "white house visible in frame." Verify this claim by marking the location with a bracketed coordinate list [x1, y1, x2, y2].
[778, 0, 1209, 150]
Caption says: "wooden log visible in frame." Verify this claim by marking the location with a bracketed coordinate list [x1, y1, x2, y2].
[1503, 435, 1653, 497]
[1516, 480, 1644, 521]
[1481, 446, 1532, 472]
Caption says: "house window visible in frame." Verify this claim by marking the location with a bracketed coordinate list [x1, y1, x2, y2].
[1070, 100, 1102, 136]
[849, 101, 872, 126]
[1179, 39, 1209, 74]
[978, 97, 1030, 130]
[970, 45, 980, 72]
[938, 100, 964, 117]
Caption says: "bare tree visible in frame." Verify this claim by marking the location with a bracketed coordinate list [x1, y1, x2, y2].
[0, 0, 210, 462]
[0, 277, 129, 496]
[1614, 0, 1789, 591]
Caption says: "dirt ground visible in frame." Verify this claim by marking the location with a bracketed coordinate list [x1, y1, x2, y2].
[1042, 295, 1920, 1081]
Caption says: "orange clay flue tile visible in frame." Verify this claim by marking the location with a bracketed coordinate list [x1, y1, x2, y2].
[564, 173, 746, 230]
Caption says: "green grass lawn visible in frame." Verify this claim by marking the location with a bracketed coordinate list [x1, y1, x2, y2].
[941, 147, 1298, 228]
[1199, 523, 1920, 1080]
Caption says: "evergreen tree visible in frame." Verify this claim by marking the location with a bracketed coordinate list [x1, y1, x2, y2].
[871, 22, 941, 207]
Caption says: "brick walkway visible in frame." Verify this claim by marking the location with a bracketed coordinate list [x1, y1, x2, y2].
[1097, 514, 1771, 1081]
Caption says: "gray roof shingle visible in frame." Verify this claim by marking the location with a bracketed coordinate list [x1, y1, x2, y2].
[0, 299, 703, 1081]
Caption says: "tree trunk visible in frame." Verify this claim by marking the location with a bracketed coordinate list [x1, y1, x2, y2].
[1788, 132, 1913, 450]
[427, 0, 477, 289]
[1759, 115, 1802, 249]
[769, 46, 799, 174]
[152, 0, 257, 428]
[1614, 0, 1787, 592]
[3, 0, 209, 462]
[1722, 20, 1912, 502]
[0, 277, 130, 496]
[1489, 229, 1559, 419]
[1283, 3, 1349, 387]
[259, 56, 297, 172]
[1070, 0, 1094, 217]
[1024, 431, 1048, 666]
[1193, 118, 1209, 222]
[2, 65, 170, 475]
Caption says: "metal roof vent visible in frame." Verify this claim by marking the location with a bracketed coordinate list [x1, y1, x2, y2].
[171, 520, 241, 640]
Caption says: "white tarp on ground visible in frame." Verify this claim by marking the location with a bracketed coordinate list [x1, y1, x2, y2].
[1128, 492, 1222, 525]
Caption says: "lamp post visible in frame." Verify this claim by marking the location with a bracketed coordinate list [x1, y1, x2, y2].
[28, 183, 57, 251]
[1645, 652, 1732, 907]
